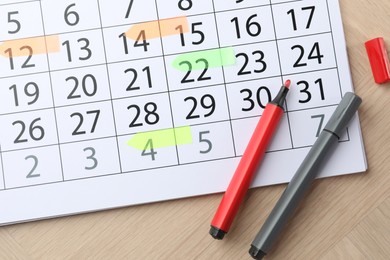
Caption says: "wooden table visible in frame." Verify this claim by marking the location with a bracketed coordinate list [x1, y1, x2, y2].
[1, 0, 389, 259]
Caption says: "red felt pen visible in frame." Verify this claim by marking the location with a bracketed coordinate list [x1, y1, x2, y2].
[209, 80, 292, 240]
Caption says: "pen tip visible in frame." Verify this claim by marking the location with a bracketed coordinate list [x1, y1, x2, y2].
[284, 80, 291, 89]
[249, 246, 267, 259]
[209, 226, 226, 240]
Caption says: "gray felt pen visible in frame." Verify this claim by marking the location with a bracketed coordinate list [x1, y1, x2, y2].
[249, 92, 362, 260]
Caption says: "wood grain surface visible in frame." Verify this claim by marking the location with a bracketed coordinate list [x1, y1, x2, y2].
[1, 0, 389, 259]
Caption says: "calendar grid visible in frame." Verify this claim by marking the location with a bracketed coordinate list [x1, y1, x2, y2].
[0, 0, 361, 191]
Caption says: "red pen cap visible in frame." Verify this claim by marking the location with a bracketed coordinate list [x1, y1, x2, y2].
[365, 37, 390, 84]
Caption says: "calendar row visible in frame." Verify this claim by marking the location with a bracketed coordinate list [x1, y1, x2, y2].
[0, 0, 329, 42]
[0, 104, 349, 190]
[0, 103, 344, 152]
[0, 70, 342, 117]
[1, 32, 336, 80]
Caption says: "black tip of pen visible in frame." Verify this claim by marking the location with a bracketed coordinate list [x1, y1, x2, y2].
[209, 226, 226, 240]
[249, 245, 267, 259]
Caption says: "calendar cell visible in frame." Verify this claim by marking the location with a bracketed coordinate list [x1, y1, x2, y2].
[226, 77, 283, 120]
[164, 52, 224, 91]
[108, 57, 168, 99]
[41, 0, 101, 35]
[113, 93, 174, 135]
[170, 85, 230, 127]
[55, 101, 116, 143]
[0, 42, 49, 78]
[0, 109, 58, 152]
[161, 14, 219, 55]
[278, 33, 336, 75]
[0, 73, 54, 115]
[2, 145, 62, 189]
[223, 41, 281, 83]
[289, 106, 349, 149]
[156, 0, 214, 19]
[177, 121, 235, 164]
[48, 29, 106, 71]
[162, 14, 218, 55]
[99, 0, 158, 27]
[61, 137, 120, 181]
[232, 114, 292, 156]
[117, 134, 178, 173]
[213, 0, 270, 12]
[0, 2, 43, 42]
[51, 65, 111, 107]
[286, 69, 342, 111]
[103, 24, 163, 63]
[272, 0, 331, 39]
[215, 5, 275, 47]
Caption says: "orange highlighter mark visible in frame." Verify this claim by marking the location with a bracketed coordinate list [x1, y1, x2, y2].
[0, 35, 60, 57]
[125, 16, 189, 40]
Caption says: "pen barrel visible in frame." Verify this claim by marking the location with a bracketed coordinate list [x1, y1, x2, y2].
[211, 104, 284, 234]
[250, 92, 362, 258]
[251, 131, 338, 254]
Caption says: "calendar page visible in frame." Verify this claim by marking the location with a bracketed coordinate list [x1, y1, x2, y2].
[0, 0, 366, 225]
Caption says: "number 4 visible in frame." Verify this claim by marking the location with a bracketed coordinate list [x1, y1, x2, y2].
[142, 139, 157, 160]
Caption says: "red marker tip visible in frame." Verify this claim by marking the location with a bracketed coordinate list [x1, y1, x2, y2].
[284, 80, 291, 89]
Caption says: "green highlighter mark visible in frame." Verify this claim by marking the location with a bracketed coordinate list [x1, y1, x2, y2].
[127, 126, 192, 150]
[172, 47, 236, 71]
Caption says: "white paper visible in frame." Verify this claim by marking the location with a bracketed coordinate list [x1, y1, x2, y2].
[0, 0, 366, 225]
